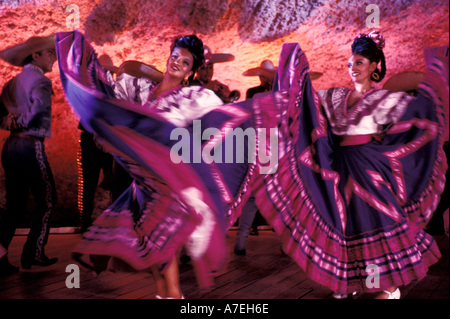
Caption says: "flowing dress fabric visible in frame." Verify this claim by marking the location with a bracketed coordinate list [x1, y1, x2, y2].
[55, 31, 273, 288]
[56, 30, 447, 294]
[251, 43, 447, 294]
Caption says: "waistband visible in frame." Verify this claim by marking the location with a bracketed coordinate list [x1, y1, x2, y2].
[340, 134, 381, 146]
[10, 132, 45, 142]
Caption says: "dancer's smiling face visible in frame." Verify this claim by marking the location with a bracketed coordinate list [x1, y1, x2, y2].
[348, 53, 377, 84]
[166, 47, 194, 82]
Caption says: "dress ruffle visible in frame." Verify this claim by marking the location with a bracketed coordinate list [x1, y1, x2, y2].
[55, 31, 276, 289]
[56, 30, 447, 295]
[251, 43, 447, 294]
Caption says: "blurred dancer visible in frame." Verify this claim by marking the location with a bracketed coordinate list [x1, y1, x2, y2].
[234, 59, 321, 255]
[191, 45, 240, 103]
[243, 59, 277, 99]
[57, 31, 228, 299]
[76, 55, 116, 233]
[233, 60, 278, 255]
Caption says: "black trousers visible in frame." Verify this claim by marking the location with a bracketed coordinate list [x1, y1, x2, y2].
[0, 135, 57, 259]
[78, 131, 113, 231]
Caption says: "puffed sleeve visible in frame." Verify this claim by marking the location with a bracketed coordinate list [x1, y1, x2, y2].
[316, 88, 348, 123]
[150, 86, 223, 127]
[176, 86, 223, 125]
[371, 90, 413, 127]
[112, 73, 156, 105]
[316, 89, 330, 116]
[316, 89, 327, 103]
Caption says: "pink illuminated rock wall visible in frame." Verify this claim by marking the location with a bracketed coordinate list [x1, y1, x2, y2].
[0, 0, 448, 226]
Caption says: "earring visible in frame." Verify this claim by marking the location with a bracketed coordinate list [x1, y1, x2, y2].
[182, 78, 189, 87]
[372, 72, 380, 81]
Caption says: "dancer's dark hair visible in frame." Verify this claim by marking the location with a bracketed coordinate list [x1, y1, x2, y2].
[171, 35, 205, 74]
[351, 32, 386, 82]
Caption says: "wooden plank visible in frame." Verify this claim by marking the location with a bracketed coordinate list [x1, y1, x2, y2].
[221, 259, 299, 299]
[0, 231, 448, 299]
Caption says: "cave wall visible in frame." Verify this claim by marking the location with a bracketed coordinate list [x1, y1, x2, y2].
[0, 0, 448, 226]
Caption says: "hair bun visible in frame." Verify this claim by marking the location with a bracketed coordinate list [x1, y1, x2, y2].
[171, 34, 205, 73]
[352, 31, 387, 83]
[356, 31, 385, 51]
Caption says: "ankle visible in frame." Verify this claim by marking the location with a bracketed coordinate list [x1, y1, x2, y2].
[166, 290, 183, 299]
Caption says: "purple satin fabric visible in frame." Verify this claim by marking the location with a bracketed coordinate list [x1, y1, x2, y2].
[56, 30, 448, 294]
[252, 43, 447, 294]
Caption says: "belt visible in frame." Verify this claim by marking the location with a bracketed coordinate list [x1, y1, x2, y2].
[10, 132, 45, 142]
[340, 134, 382, 146]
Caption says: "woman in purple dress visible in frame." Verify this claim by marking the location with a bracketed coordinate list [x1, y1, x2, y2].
[56, 31, 244, 299]
[252, 32, 448, 299]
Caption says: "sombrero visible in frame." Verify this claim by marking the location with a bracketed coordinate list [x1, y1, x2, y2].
[382, 71, 424, 92]
[117, 60, 164, 83]
[98, 54, 119, 73]
[243, 59, 323, 81]
[204, 45, 234, 64]
[309, 72, 323, 81]
[243, 59, 277, 80]
[0, 35, 55, 67]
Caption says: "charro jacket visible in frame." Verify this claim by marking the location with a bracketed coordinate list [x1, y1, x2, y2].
[0, 63, 52, 138]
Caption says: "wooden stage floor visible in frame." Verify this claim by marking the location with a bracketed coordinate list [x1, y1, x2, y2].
[0, 230, 448, 300]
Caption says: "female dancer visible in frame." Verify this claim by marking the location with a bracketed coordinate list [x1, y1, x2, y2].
[56, 31, 257, 299]
[252, 32, 448, 299]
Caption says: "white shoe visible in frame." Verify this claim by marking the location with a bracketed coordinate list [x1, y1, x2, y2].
[333, 293, 348, 299]
[333, 291, 358, 299]
[156, 294, 185, 299]
[383, 288, 401, 299]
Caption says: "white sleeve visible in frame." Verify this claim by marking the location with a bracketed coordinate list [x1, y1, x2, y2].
[112, 73, 155, 105]
[372, 90, 413, 126]
[178, 87, 223, 125]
